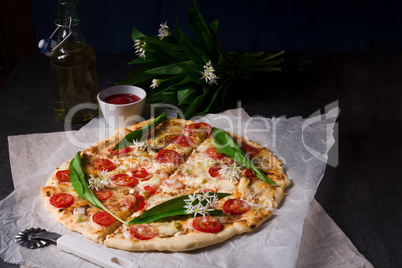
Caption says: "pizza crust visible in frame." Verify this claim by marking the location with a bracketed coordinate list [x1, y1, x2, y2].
[104, 221, 255, 252]
[104, 207, 275, 252]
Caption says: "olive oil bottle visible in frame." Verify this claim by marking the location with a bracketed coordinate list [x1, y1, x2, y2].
[48, 0, 98, 123]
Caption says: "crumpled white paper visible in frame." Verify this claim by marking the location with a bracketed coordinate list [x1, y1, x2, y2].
[0, 107, 339, 268]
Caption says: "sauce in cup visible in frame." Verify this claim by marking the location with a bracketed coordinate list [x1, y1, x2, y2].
[97, 85, 146, 128]
[103, 94, 141, 105]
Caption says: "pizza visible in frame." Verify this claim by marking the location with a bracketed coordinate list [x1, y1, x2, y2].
[41, 115, 290, 251]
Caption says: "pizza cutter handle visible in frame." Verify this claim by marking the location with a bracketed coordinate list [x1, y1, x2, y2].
[57, 235, 137, 268]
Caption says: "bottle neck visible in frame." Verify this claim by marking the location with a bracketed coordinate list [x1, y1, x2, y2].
[56, 0, 85, 45]
[58, 0, 81, 26]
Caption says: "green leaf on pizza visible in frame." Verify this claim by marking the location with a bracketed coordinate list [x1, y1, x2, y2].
[128, 192, 231, 224]
[211, 128, 277, 186]
[113, 112, 167, 150]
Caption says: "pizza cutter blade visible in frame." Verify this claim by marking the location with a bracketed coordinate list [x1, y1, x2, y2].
[15, 228, 137, 268]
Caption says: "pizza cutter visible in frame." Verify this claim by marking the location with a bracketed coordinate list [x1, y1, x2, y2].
[15, 228, 137, 268]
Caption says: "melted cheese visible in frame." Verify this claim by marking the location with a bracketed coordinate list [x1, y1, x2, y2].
[153, 221, 178, 237]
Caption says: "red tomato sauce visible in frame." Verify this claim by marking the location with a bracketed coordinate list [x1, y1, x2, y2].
[103, 93, 141, 104]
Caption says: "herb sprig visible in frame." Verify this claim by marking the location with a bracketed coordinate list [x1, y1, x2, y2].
[211, 128, 277, 186]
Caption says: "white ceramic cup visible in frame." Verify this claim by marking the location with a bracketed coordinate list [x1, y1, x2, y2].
[97, 85, 146, 128]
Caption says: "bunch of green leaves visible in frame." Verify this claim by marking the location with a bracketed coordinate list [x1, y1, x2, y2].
[118, 0, 284, 119]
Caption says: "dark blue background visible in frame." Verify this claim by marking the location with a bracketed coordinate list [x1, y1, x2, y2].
[31, 0, 401, 56]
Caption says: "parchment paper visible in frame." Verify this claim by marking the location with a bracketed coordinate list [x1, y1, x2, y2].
[0, 108, 373, 267]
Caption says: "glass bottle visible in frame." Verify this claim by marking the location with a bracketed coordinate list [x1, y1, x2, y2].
[49, 0, 98, 123]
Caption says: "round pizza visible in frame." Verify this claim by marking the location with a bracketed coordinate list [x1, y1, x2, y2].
[41, 113, 290, 251]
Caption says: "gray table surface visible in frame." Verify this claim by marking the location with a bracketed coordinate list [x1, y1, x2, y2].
[1, 52, 401, 267]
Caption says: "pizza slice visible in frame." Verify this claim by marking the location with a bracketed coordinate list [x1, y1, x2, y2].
[125, 120, 212, 198]
[41, 159, 142, 243]
[176, 134, 289, 208]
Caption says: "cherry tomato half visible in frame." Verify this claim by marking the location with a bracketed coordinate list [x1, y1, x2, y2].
[208, 166, 222, 178]
[192, 216, 222, 233]
[130, 168, 148, 178]
[94, 188, 113, 201]
[56, 170, 70, 182]
[223, 199, 251, 215]
[172, 135, 193, 147]
[196, 189, 216, 193]
[143, 185, 156, 195]
[122, 194, 137, 209]
[157, 149, 181, 165]
[241, 144, 260, 158]
[135, 194, 144, 205]
[92, 211, 116, 226]
[138, 200, 146, 210]
[203, 147, 224, 160]
[90, 158, 115, 171]
[130, 224, 158, 240]
[108, 147, 131, 155]
[244, 169, 258, 182]
[111, 174, 138, 187]
[49, 193, 74, 208]
[183, 122, 212, 136]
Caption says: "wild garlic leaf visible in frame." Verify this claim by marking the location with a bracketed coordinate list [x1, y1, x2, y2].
[188, 0, 216, 58]
[148, 73, 188, 97]
[209, 20, 219, 35]
[192, 81, 228, 117]
[113, 112, 167, 150]
[117, 61, 163, 85]
[175, 61, 205, 85]
[69, 152, 85, 197]
[127, 53, 162, 65]
[183, 87, 210, 118]
[145, 36, 189, 63]
[131, 25, 146, 41]
[144, 64, 183, 75]
[128, 192, 231, 224]
[175, 21, 206, 64]
[177, 87, 199, 106]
